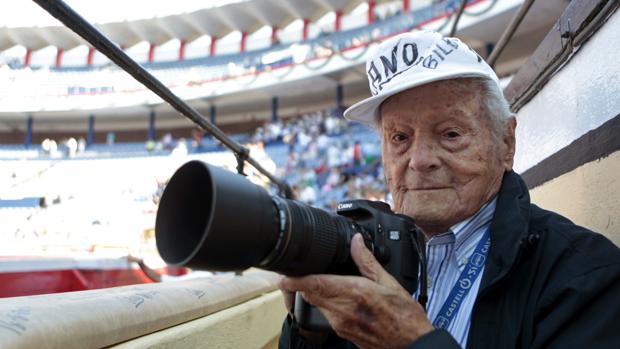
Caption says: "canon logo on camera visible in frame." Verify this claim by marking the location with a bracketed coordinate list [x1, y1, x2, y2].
[337, 202, 354, 210]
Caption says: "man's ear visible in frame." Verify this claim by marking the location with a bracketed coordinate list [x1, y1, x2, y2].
[502, 116, 517, 171]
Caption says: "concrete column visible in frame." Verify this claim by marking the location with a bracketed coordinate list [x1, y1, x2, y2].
[271, 26, 278, 45]
[87, 47, 95, 66]
[368, 0, 375, 24]
[335, 10, 342, 32]
[178, 40, 186, 61]
[24, 115, 33, 148]
[55, 48, 63, 68]
[87, 114, 95, 146]
[271, 97, 278, 122]
[209, 105, 216, 125]
[24, 48, 32, 67]
[210, 37, 218, 56]
[403, 0, 409, 12]
[336, 84, 344, 111]
[148, 110, 156, 141]
[302, 18, 309, 41]
[148, 43, 156, 63]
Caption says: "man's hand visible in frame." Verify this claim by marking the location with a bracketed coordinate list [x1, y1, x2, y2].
[279, 233, 433, 349]
[280, 287, 295, 314]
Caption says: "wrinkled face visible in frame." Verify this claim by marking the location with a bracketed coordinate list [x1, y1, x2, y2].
[380, 79, 515, 235]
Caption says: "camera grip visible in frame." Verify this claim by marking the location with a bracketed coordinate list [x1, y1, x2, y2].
[293, 292, 332, 332]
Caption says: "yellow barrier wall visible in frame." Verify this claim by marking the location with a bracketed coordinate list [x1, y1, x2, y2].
[0, 271, 286, 349]
[530, 150, 620, 246]
[112, 290, 285, 349]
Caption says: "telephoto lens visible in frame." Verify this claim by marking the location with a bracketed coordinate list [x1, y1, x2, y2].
[155, 160, 359, 275]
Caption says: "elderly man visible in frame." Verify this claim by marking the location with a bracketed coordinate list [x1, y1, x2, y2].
[278, 31, 620, 348]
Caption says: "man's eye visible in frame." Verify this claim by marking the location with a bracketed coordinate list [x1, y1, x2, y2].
[444, 130, 461, 139]
[391, 133, 408, 142]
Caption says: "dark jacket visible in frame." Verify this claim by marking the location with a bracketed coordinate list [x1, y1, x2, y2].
[279, 171, 620, 349]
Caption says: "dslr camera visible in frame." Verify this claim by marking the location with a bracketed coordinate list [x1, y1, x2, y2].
[155, 160, 426, 331]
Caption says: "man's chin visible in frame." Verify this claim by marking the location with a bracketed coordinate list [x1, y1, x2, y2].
[400, 205, 456, 233]
[403, 192, 454, 213]
[402, 207, 448, 221]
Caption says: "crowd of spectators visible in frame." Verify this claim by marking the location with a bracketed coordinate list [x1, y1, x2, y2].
[1, 108, 391, 264]
[250, 110, 391, 211]
[40, 137, 86, 158]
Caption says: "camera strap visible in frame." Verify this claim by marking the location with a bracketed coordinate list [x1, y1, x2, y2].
[432, 228, 491, 330]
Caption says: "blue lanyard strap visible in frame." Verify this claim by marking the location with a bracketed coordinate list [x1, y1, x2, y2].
[432, 228, 491, 330]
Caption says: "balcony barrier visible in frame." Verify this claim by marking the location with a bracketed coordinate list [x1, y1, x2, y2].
[0, 270, 286, 349]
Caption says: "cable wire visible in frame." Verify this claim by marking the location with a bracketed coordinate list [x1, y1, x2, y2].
[487, 0, 537, 68]
[449, 0, 468, 37]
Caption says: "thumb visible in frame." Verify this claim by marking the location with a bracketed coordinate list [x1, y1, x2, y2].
[351, 233, 401, 289]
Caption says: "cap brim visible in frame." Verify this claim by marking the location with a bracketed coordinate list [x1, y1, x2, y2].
[343, 72, 495, 125]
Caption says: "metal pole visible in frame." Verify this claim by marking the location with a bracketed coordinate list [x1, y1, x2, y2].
[487, 0, 536, 68]
[32, 0, 288, 189]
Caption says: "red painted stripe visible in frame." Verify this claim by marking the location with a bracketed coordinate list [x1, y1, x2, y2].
[0, 268, 154, 298]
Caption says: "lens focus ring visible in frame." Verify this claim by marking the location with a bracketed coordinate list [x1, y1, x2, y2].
[267, 200, 344, 275]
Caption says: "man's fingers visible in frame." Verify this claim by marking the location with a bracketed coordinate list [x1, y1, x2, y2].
[280, 274, 375, 310]
[351, 233, 386, 282]
[351, 233, 406, 291]
[278, 234, 407, 305]
[279, 274, 340, 299]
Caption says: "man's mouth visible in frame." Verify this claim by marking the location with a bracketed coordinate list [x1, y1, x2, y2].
[398, 185, 450, 192]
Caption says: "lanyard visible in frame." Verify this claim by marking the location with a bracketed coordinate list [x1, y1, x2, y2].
[432, 228, 491, 330]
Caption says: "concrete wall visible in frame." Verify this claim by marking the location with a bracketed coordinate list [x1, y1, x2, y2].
[512, 9, 619, 245]
[513, 8, 619, 174]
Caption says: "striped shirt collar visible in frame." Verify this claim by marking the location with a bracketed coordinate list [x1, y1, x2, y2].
[426, 197, 497, 259]
[420, 197, 498, 346]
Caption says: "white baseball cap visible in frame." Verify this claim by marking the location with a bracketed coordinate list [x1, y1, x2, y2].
[343, 30, 500, 124]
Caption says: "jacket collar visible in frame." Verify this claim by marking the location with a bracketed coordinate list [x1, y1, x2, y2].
[480, 170, 532, 290]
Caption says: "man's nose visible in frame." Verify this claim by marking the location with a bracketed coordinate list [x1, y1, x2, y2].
[407, 137, 441, 172]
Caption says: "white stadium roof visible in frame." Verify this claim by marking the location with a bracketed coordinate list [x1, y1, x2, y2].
[0, 0, 386, 51]
[0, 0, 571, 132]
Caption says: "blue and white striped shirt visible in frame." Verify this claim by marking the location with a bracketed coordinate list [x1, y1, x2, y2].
[417, 198, 497, 347]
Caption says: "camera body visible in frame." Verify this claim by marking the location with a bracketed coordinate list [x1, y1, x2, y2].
[294, 199, 424, 332]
